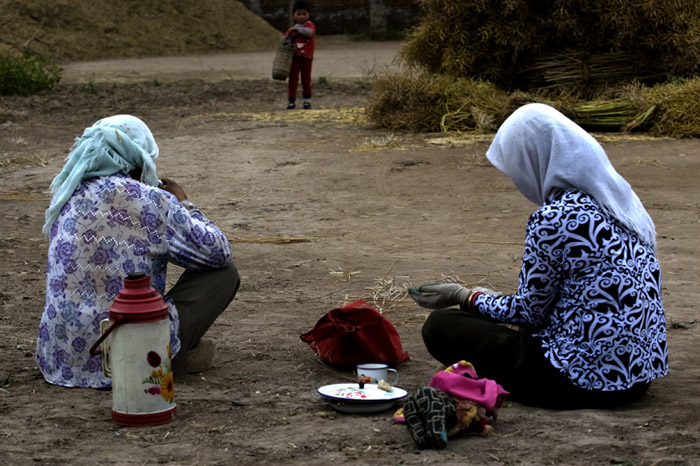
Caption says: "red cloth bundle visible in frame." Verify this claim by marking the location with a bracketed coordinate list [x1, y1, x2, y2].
[300, 300, 409, 369]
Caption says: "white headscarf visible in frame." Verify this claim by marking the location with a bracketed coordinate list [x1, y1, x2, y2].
[43, 115, 159, 235]
[486, 103, 656, 248]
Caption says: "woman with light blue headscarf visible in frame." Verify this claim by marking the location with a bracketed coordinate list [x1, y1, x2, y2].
[38, 115, 240, 388]
[42, 114, 160, 235]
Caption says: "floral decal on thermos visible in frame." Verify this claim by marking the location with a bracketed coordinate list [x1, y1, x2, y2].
[142, 345, 174, 404]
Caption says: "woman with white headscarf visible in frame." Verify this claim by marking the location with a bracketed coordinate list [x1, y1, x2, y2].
[410, 104, 668, 409]
[37, 115, 240, 388]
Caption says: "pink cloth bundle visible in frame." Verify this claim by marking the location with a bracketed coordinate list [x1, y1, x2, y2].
[428, 361, 509, 412]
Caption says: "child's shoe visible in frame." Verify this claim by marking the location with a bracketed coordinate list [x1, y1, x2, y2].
[287, 101, 296, 110]
[303, 101, 311, 110]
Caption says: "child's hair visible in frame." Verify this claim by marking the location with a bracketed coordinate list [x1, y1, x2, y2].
[292, 1, 310, 13]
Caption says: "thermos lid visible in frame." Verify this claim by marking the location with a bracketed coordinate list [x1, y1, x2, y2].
[109, 274, 168, 323]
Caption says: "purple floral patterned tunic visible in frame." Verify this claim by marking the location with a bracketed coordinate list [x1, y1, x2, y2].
[37, 174, 232, 388]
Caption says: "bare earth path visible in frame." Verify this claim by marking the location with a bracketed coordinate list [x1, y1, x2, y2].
[1, 41, 699, 465]
[60, 40, 403, 83]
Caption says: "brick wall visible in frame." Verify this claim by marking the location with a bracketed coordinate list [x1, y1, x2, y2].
[240, 0, 420, 36]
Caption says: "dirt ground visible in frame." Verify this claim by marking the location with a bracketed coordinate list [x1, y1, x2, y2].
[1, 41, 700, 466]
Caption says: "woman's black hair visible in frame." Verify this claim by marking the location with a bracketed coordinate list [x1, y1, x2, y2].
[293, 1, 310, 13]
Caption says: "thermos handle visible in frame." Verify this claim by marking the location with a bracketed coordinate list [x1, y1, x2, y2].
[89, 316, 125, 377]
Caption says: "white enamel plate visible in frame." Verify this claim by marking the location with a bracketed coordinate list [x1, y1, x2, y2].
[317, 383, 408, 414]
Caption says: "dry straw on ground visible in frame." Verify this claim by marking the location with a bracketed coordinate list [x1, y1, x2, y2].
[205, 108, 368, 127]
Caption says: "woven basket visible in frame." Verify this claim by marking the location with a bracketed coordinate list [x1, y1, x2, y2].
[272, 42, 295, 81]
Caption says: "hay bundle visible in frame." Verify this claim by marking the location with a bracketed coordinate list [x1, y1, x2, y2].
[643, 78, 700, 138]
[401, 0, 700, 93]
[366, 71, 507, 132]
[366, 71, 700, 136]
[548, 79, 700, 136]
[558, 98, 651, 132]
[527, 51, 667, 96]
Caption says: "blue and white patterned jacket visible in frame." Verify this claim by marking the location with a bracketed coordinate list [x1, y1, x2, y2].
[474, 189, 669, 391]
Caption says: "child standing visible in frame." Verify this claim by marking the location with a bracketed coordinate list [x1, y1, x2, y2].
[282, 1, 315, 109]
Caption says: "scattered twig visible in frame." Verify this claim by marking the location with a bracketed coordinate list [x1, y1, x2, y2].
[45, 415, 93, 422]
[242, 285, 352, 304]
[22, 29, 42, 48]
[381, 258, 399, 280]
[329, 267, 364, 281]
[228, 236, 317, 244]
[496, 429, 521, 438]
[0, 197, 50, 202]
[469, 240, 523, 246]
[364, 260, 413, 313]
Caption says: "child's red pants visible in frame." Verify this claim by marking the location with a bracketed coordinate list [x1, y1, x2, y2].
[288, 56, 313, 99]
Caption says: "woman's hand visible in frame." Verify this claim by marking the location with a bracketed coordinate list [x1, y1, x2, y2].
[159, 177, 188, 202]
[408, 283, 471, 310]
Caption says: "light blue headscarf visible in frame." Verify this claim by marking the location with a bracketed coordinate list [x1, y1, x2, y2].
[43, 115, 160, 235]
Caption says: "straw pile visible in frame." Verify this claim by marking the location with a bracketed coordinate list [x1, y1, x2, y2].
[366, 71, 507, 132]
[401, 0, 700, 93]
[367, 1, 700, 137]
[0, 0, 281, 62]
[367, 72, 700, 137]
[643, 79, 700, 138]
